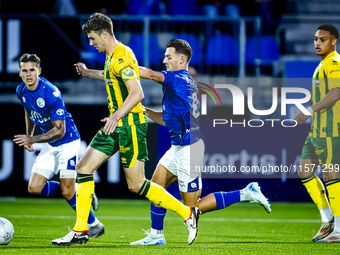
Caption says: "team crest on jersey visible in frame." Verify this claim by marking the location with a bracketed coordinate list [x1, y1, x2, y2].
[53, 91, 60, 97]
[37, 98, 45, 108]
[22, 97, 26, 103]
[56, 109, 64, 115]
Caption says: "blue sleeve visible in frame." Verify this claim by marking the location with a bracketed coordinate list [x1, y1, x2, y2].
[48, 92, 66, 121]
[160, 71, 174, 90]
[16, 85, 21, 101]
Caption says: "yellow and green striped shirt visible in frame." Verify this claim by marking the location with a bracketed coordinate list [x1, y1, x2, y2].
[104, 42, 146, 127]
[311, 51, 340, 137]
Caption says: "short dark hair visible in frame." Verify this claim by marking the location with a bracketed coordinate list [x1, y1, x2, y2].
[19, 53, 41, 67]
[82, 13, 113, 36]
[167, 39, 192, 62]
[317, 24, 339, 39]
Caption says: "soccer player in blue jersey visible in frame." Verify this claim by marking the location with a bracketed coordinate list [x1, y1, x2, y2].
[130, 39, 272, 246]
[13, 53, 104, 239]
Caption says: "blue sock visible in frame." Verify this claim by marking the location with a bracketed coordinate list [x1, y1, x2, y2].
[41, 181, 61, 196]
[67, 194, 96, 225]
[214, 191, 241, 210]
[151, 203, 166, 230]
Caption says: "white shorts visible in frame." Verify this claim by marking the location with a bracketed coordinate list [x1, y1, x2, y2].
[32, 139, 80, 180]
[159, 139, 204, 193]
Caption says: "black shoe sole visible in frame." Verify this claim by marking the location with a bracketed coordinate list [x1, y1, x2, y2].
[52, 238, 89, 246]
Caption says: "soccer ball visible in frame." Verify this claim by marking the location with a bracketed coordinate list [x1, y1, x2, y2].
[0, 217, 14, 245]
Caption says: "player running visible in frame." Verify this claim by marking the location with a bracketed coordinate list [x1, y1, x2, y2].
[130, 39, 271, 246]
[295, 24, 340, 243]
[52, 13, 199, 246]
[14, 53, 104, 239]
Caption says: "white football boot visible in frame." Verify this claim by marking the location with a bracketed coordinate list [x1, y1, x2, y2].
[184, 207, 200, 245]
[130, 229, 166, 246]
[242, 182, 272, 213]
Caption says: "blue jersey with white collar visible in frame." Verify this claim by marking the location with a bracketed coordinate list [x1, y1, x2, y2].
[16, 77, 80, 147]
[160, 70, 203, 146]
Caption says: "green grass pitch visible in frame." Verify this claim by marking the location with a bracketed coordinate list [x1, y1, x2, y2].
[0, 198, 338, 254]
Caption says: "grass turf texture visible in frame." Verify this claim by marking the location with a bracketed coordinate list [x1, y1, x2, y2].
[0, 198, 338, 254]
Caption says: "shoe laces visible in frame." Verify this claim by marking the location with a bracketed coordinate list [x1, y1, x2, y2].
[64, 223, 72, 233]
[142, 229, 151, 236]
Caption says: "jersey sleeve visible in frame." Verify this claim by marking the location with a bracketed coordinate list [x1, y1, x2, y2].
[326, 59, 340, 89]
[112, 51, 138, 85]
[160, 71, 174, 89]
[16, 84, 22, 101]
[48, 90, 66, 121]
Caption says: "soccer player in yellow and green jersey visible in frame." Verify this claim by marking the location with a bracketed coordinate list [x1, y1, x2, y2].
[52, 13, 200, 246]
[295, 24, 340, 243]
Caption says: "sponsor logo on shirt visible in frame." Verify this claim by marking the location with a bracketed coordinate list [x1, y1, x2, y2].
[36, 98, 45, 108]
[186, 127, 200, 133]
[30, 110, 50, 124]
[56, 109, 64, 115]
[118, 58, 124, 64]
[330, 69, 340, 74]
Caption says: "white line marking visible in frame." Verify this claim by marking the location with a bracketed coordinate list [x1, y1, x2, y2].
[3, 215, 321, 223]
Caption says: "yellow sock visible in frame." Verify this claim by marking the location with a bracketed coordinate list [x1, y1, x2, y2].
[138, 180, 191, 220]
[74, 174, 94, 232]
[325, 179, 340, 217]
[302, 175, 330, 210]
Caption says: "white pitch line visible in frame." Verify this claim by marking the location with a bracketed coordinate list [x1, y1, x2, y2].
[3, 215, 321, 223]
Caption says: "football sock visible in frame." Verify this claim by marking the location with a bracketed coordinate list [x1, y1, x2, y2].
[138, 180, 191, 220]
[319, 207, 334, 223]
[41, 181, 61, 196]
[302, 175, 330, 214]
[150, 203, 166, 231]
[325, 179, 340, 218]
[67, 193, 96, 225]
[214, 191, 241, 210]
[74, 173, 94, 231]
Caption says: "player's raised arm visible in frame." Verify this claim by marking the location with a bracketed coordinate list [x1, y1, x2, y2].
[74, 62, 104, 81]
[139, 66, 165, 83]
[14, 119, 66, 147]
[145, 107, 165, 126]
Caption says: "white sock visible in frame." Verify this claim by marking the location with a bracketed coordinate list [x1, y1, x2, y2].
[240, 189, 247, 201]
[319, 207, 334, 223]
[334, 216, 340, 232]
[88, 217, 99, 227]
[150, 228, 163, 235]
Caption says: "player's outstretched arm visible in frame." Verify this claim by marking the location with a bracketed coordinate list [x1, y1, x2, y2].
[74, 62, 104, 81]
[101, 78, 144, 135]
[13, 119, 66, 147]
[145, 107, 165, 126]
[295, 88, 340, 125]
[139, 66, 165, 83]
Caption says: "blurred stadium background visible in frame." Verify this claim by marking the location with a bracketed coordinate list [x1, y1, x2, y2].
[1, 0, 339, 202]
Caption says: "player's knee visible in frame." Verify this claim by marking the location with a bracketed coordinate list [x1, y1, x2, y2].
[28, 183, 43, 195]
[61, 187, 74, 200]
[297, 169, 306, 179]
[128, 184, 140, 194]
